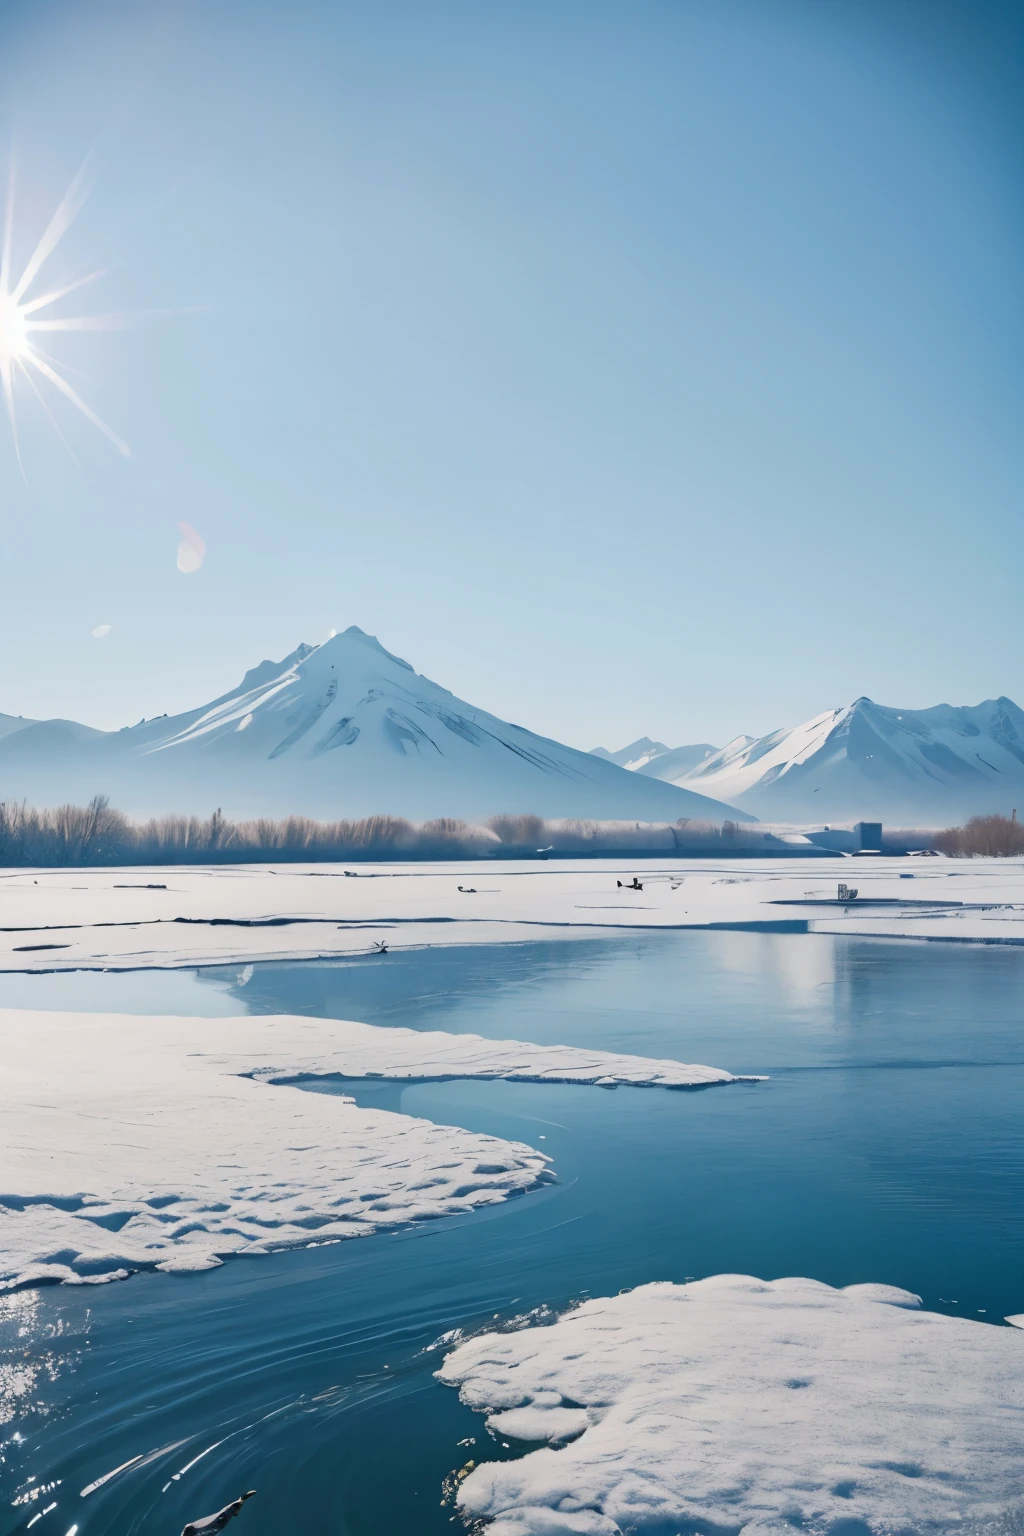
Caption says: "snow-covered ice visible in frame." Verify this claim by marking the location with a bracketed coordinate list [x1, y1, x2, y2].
[229, 1017, 754, 1090]
[0, 1010, 749, 1290]
[438, 1274, 1024, 1536]
[2, 857, 1024, 971]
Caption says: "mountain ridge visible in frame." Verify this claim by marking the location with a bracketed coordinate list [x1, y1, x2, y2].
[604, 696, 1024, 822]
[0, 628, 750, 824]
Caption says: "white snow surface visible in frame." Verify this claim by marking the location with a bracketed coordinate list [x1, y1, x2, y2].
[3, 857, 1024, 971]
[0, 1009, 747, 1290]
[438, 1274, 1024, 1536]
[664, 696, 1024, 822]
[0, 628, 745, 822]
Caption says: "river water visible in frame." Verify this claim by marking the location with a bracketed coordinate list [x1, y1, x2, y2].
[3, 930, 1024, 1535]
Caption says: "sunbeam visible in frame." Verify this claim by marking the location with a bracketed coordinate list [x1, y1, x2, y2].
[0, 160, 131, 462]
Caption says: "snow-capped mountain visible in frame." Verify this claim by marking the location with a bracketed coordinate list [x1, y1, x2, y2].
[590, 737, 670, 770]
[591, 739, 719, 775]
[661, 698, 1024, 823]
[0, 628, 749, 823]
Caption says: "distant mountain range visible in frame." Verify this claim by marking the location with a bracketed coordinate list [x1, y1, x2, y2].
[594, 697, 1024, 824]
[0, 628, 748, 824]
[592, 738, 718, 776]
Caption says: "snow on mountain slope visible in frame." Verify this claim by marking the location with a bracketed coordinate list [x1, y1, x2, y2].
[591, 739, 719, 775]
[0, 628, 749, 823]
[674, 698, 1024, 822]
[589, 736, 670, 769]
[635, 741, 720, 779]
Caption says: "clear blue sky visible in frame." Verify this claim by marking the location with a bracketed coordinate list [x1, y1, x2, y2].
[0, 0, 1020, 750]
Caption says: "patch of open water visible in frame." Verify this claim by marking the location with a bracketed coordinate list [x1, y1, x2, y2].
[2, 932, 1024, 1535]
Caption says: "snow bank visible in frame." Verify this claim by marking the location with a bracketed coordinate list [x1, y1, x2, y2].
[0, 1010, 749, 1290]
[438, 1274, 1024, 1536]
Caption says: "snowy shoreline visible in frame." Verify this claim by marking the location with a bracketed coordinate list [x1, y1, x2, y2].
[439, 1274, 1024, 1536]
[2, 856, 1024, 972]
[0, 1009, 753, 1291]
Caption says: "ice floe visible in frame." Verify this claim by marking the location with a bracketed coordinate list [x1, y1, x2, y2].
[0, 1010, 749, 1290]
[438, 1274, 1024, 1535]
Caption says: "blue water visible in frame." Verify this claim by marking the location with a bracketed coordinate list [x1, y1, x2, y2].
[3, 931, 1024, 1535]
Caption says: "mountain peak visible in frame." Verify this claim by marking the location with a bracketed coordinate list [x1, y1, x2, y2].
[0, 628, 747, 823]
[317, 626, 415, 672]
[590, 737, 670, 768]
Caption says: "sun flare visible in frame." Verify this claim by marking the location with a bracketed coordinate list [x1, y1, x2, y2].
[0, 289, 29, 363]
[0, 160, 131, 463]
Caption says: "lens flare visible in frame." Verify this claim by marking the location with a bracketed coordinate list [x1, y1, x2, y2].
[0, 159, 131, 464]
[176, 521, 206, 573]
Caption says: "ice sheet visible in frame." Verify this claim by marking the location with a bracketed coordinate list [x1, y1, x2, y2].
[0, 1010, 749, 1290]
[2, 857, 1023, 971]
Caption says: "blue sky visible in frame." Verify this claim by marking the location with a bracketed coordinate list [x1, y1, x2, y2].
[0, 0, 1020, 750]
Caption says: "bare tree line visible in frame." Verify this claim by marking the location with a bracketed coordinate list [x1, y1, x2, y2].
[0, 798, 781, 866]
[933, 813, 1024, 858]
[3, 796, 1020, 866]
[0, 798, 484, 865]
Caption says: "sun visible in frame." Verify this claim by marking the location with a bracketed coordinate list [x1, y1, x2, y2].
[0, 159, 131, 463]
[0, 288, 29, 363]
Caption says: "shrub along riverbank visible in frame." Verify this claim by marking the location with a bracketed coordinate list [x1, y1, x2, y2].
[932, 813, 1024, 857]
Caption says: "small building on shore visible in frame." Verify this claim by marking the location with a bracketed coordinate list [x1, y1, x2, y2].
[854, 821, 883, 852]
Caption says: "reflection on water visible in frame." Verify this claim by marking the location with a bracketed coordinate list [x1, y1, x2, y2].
[1, 1292, 73, 1431]
[711, 927, 840, 1002]
[2, 932, 1024, 1534]
[1, 1289, 82, 1521]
